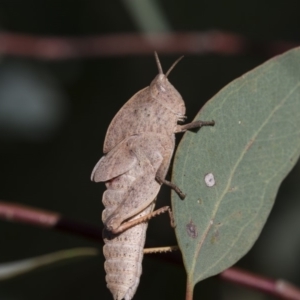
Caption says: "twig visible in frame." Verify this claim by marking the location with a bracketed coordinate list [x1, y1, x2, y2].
[0, 200, 300, 299]
[220, 267, 300, 300]
[0, 31, 298, 60]
[0, 202, 59, 227]
[0, 201, 102, 241]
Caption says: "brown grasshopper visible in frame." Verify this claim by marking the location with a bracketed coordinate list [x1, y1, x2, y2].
[91, 53, 214, 300]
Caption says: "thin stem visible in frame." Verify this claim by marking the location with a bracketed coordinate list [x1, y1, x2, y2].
[0, 201, 103, 242]
[185, 276, 194, 300]
[0, 201, 59, 227]
[220, 267, 300, 300]
[0, 30, 297, 60]
[1, 201, 300, 299]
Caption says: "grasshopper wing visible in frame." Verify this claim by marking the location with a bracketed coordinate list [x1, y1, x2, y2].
[91, 137, 137, 182]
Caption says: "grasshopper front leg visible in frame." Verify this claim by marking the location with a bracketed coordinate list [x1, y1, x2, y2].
[176, 119, 215, 132]
[153, 119, 215, 200]
[155, 175, 186, 199]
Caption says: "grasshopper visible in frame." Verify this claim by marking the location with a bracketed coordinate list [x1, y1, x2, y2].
[91, 53, 214, 300]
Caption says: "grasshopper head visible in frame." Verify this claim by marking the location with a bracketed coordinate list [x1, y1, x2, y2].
[149, 52, 186, 120]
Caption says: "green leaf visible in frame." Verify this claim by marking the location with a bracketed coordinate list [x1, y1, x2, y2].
[171, 47, 300, 292]
[0, 247, 98, 280]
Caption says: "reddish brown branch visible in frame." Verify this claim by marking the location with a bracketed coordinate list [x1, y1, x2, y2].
[0, 201, 102, 241]
[220, 267, 300, 300]
[0, 200, 299, 299]
[0, 201, 59, 227]
[0, 31, 298, 60]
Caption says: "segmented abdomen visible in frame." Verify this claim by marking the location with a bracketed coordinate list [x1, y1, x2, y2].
[102, 165, 156, 300]
[103, 203, 154, 300]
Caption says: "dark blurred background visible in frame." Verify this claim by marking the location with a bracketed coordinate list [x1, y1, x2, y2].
[0, 1, 300, 299]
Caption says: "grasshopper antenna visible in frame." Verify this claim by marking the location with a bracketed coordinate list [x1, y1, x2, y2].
[154, 51, 164, 74]
[166, 55, 184, 77]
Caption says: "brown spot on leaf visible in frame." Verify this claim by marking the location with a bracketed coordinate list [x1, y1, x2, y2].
[186, 220, 198, 238]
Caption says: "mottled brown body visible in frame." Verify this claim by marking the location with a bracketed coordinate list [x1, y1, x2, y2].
[91, 53, 214, 300]
[103, 82, 185, 154]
